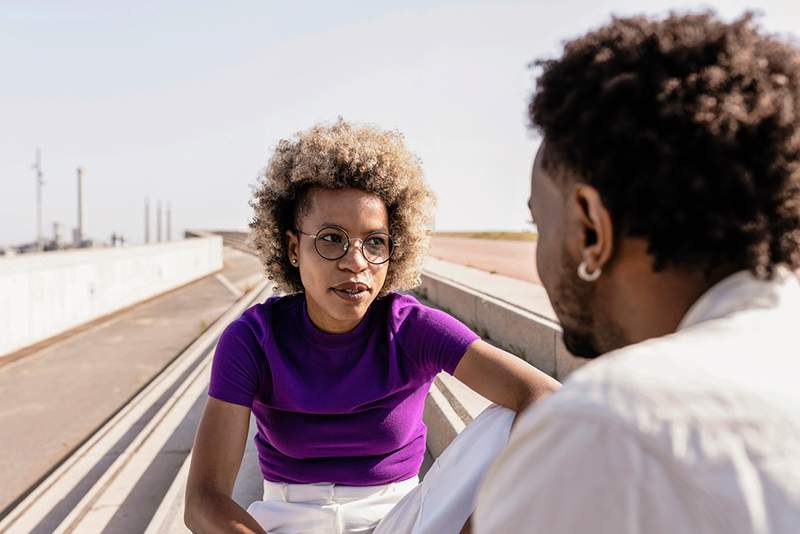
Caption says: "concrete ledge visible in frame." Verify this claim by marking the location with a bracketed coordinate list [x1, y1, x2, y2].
[145, 452, 192, 534]
[417, 257, 586, 381]
[424, 378, 466, 458]
[423, 373, 492, 459]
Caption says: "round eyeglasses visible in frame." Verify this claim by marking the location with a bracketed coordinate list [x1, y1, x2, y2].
[294, 225, 396, 265]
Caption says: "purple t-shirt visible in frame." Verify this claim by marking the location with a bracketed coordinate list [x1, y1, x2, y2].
[208, 292, 478, 486]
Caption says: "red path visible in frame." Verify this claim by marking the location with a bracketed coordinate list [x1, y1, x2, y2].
[428, 236, 541, 285]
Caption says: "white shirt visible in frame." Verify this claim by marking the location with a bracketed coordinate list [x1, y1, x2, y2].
[474, 268, 800, 534]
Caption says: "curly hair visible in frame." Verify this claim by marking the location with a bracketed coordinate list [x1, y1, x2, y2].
[250, 119, 435, 296]
[530, 11, 800, 278]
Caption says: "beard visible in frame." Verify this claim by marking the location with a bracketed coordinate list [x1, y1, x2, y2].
[551, 252, 605, 359]
[563, 325, 602, 358]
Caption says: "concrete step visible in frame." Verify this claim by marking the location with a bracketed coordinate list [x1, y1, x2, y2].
[0, 281, 272, 534]
[145, 372, 467, 534]
[0, 246, 264, 515]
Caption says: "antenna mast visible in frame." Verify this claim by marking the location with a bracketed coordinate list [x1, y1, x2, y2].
[32, 148, 44, 251]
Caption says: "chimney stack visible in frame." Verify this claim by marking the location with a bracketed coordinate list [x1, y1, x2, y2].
[157, 201, 163, 243]
[166, 202, 172, 242]
[145, 198, 151, 244]
[76, 167, 86, 244]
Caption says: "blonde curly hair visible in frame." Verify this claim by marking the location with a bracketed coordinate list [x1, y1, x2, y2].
[250, 119, 436, 297]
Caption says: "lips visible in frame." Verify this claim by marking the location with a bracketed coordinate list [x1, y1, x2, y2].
[331, 281, 371, 303]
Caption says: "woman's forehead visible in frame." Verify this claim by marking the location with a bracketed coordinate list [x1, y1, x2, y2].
[303, 187, 389, 230]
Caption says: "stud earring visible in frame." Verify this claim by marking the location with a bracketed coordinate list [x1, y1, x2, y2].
[577, 261, 601, 282]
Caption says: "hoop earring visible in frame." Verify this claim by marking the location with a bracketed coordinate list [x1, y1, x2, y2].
[577, 261, 601, 282]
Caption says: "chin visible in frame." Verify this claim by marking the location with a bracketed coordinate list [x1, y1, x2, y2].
[562, 329, 602, 359]
[326, 291, 373, 316]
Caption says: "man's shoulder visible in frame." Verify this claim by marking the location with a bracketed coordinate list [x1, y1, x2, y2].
[539, 334, 700, 422]
[545, 333, 751, 428]
[525, 322, 800, 465]
[567, 315, 800, 415]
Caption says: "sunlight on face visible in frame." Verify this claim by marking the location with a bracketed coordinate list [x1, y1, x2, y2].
[292, 187, 391, 334]
[530, 145, 562, 300]
[530, 145, 601, 357]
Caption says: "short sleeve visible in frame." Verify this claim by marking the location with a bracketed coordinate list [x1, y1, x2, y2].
[393, 295, 479, 376]
[208, 318, 265, 407]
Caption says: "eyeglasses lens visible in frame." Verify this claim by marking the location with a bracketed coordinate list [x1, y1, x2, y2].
[313, 228, 393, 264]
[363, 234, 392, 263]
[314, 228, 349, 260]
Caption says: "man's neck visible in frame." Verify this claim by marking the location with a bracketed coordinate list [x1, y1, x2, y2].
[604, 241, 738, 349]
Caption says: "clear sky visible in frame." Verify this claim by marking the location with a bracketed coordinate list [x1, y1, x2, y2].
[2, 0, 799, 247]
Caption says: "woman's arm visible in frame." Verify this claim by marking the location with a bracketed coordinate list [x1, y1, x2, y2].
[453, 339, 561, 414]
[185, 397, 266, 534]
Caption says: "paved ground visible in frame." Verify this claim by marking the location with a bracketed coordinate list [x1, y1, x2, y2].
[429, 236, 541, 284]
[0, 247, 263, 514]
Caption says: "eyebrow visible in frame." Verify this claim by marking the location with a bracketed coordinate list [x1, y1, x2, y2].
[318, 223, 390, 234]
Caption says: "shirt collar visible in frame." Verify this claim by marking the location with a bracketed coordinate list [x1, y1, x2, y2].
[299, 296, 375, 349]
[678, 266, 800, 331]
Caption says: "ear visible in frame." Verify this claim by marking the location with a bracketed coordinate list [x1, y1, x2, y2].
[286, 229, 300, 265]
[572, 185, 614, 273]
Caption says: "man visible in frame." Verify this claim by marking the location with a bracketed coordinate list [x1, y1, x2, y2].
[475, 11, 800, 534]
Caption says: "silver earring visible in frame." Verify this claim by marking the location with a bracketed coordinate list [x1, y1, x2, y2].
[291, 258, 298, 266]
[577, 261, 601, 282]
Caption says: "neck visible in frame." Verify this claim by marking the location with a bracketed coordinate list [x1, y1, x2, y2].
[305, 296, 362, 334]
[604, 241, 738, 349]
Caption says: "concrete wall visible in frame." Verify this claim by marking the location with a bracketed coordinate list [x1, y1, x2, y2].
[0, 237, 223, 358]
[416, 257, 587, 381]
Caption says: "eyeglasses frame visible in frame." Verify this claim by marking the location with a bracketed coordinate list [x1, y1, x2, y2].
[293, 225, 397, 265]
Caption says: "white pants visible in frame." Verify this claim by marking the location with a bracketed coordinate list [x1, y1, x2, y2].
[246, 405, 515, 534]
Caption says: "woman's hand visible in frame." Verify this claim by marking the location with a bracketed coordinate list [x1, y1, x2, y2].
[453, 340, 561, 416]
[185, 397, 266, 534]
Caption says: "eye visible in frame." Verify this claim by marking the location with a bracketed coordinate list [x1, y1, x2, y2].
[366, 235, 387, 247]
[319, 232, 344, 243]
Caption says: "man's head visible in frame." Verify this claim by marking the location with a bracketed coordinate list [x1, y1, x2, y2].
[528, 11, 800, 357]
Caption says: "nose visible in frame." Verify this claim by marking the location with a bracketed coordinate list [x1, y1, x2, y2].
[337, 238, 369, 272]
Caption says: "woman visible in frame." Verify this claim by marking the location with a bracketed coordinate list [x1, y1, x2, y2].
[185, 120, 559, 534]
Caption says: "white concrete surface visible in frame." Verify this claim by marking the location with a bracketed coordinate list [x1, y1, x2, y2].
[417, 257, 586, 381]
[0, 237, 223, 358]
